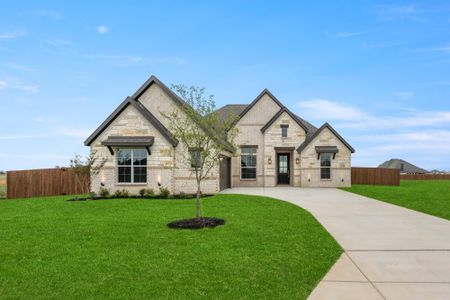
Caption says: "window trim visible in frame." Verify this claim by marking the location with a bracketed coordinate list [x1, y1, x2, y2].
[189, 148, 202, 169]
[240, 146, 257, 180]
[281, 124, 288, 138]
[320, 153, 331, 180]
[116, 148, 148, 184]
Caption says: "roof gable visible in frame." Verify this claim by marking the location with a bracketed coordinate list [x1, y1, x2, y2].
[84, 97, 178, 146]
[132, 75, 187, 109]
[238, 89, 284, 120]
[261, 108, 309, 133]
[296, 122, 355, 153]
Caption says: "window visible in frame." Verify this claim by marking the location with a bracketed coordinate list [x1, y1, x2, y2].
[400, 163, 404, 172]
[241, 147, 257, 179]
[117, 148, 147, 183]
[320, 154, 331, 179]
[190, 149, 202, 168]
[281, 125, 288, 138]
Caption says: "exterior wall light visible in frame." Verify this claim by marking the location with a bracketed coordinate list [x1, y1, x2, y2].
[308, 174, 311, 182]
[296, 157, 300, 164]
[268, 158, 272, 165]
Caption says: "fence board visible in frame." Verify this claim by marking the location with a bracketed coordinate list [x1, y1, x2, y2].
[401, 174, 450, 180]
[351, 167, 400, 186]
[6, 168, 89, 199]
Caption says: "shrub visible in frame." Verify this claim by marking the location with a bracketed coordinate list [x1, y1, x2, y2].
[89, 192, 97, 199]
[99, 187, 110, 198]
[179, 191, 187, 199]
[159, 186, 170, 199]
[114, 189, 129, 198]
[144, 188, 155, 198]
[139, 188, 146, 197]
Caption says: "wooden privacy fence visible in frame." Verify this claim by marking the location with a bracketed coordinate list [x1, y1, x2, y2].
[401, 174, 450, 180]
[351, 167, 400, 186]
[6, 168, 89, 199]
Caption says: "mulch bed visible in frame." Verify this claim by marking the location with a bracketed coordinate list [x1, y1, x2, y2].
[66, 195, 213, 202]
[167, 217, 225, 230]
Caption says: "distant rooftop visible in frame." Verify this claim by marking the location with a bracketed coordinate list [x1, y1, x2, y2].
[378, 159, 428, 174]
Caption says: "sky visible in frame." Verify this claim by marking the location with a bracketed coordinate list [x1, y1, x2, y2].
[1, 1, 450, 171]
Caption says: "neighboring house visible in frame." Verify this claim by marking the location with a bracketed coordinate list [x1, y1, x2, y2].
[85, 75, 355, 195]
[378, 159, 428, 174]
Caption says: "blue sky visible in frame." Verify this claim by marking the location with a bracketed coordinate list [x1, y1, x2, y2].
[1, 1, 450, 171]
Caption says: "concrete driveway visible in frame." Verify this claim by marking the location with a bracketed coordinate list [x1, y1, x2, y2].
[221, 187, 450, 300]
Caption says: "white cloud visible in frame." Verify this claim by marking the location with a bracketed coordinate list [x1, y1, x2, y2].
[0, 30, 26, 40]
[57, 127, 92, 138]
[0, 77, 39, 92]
[420, 45, 450, 54]
[0, 152, 70, 160]
[45, 39, 72, 47]
[0, 133, 51, 140]
[394, 91, 414, 100]
[376, 4, 429, 21]
[336, 32, 363, 38]
[35, 9, 62, 20]
[0, 127, 92, 139]
[350, 130, 450, 170]
[362, 42, 392, 49]
[296, 99, 368, 121]
[295, 98, 450, 130]
[17, 98, 31, 105]
[97, 25, 109, 34]
[6, 62, 36, 72]
[35, 115, 56, 123]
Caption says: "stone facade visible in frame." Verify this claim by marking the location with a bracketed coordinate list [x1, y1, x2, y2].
[231, 93, 353, 188]
[231, 94, 280, 187]
[87, 75, 354, 195]
[89, 82, 219, 195]
[262, 111, 306, 187]
[299, 127, 352, 187]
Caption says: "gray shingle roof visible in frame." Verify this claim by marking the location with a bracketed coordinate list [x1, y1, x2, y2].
[214, 104, 318, 136]
[214, 104, 248, 123]
[378, 159, 428, 174]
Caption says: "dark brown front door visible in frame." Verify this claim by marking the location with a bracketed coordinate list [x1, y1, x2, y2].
[219, 157, 231, 191]
[277, 153, 290, 184]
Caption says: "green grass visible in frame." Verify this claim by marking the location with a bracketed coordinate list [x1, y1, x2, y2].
[342, 180, 450, 220]
[0, 194, 341, 299]
[0, 174, 5, 199]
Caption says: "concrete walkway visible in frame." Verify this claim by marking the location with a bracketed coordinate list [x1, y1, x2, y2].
[221, 187, 450, 300]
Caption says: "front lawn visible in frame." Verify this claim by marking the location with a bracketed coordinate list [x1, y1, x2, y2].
[342, 180, 450, 220]
[0, 194, 341, 299]
[0, 174, 5, 198]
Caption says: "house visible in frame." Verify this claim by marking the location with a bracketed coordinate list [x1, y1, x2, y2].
[84, 75, 355, 195]
[378, 159, 428, 174]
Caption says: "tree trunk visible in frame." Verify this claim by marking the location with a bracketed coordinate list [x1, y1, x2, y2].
[196, 181, 202, 220]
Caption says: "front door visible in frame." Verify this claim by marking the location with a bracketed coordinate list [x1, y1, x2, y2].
[277, 153, 290, 184]
[219, 157, 231, 191]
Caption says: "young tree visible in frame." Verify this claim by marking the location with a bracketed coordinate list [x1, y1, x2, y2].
[161, 84, 239, 220]
[70, 151, 106, 193]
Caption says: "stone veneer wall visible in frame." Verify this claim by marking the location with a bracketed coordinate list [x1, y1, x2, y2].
[136, 83, 219, 194]
[299, 127, 352, 187]
[262, 111, 306, 187]
[232, 94, 281, 187]
[90, 84, 220, 195]
[90, 104, 175, 195]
